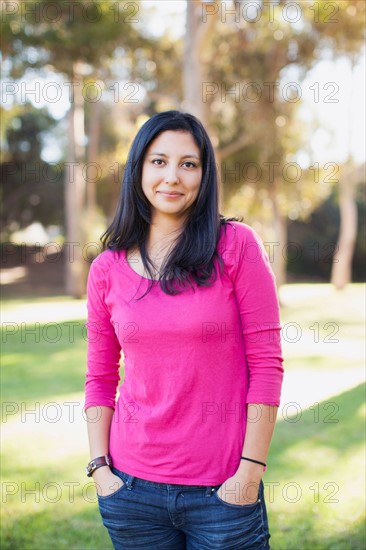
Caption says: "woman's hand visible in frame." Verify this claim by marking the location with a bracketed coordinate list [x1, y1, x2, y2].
[92, 467, 125, 497]
[216, 461, 264, 506]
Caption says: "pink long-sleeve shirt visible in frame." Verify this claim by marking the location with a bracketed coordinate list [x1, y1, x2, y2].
[84, 221, 284, 485]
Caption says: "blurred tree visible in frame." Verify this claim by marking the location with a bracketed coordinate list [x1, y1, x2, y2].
[331, 161, 364, 288]
[1, 0, 145, 297]
[183, 0, 214, 125]
[330, 54, 362, 289]
[182, 0, 365, 286]
[287, 177, 365, 282]
[184, 1, 223, 206]
[2, 0, 364, 292]
[0, 105, 63, 235]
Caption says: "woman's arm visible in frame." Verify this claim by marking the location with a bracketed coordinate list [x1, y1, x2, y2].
[84, 256, 123, 496]
[86, 405, 124, 495]
[217, 224, 284, 504]
[217, 404, 278, 505]
[241, 403, 278, 468]
[86, 405, 114, 459]
[237, 404, 278, 501]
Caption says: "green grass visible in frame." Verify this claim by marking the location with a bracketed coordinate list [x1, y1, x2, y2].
[268, 383, 365, 549]
[1, 284, 365, 549]
[1, 319, 87, 403]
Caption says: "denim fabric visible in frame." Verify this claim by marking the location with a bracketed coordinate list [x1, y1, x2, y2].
[97, 467, 270, 550]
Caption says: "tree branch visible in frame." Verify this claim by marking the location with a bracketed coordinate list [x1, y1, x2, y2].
[219, 134, 252, 160]
[196, 1, 217, 53]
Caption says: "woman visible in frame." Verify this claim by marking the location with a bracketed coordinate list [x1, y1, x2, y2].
[84, 110, 284, 550]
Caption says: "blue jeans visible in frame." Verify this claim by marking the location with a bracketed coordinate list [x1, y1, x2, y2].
[97, 467, 270, 549]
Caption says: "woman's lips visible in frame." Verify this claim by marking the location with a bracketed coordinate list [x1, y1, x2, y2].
[157, 192, 183, 197]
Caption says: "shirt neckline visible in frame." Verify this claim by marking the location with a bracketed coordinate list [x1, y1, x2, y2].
[123, 249, 160, 281]
[122, 224, 228, 282]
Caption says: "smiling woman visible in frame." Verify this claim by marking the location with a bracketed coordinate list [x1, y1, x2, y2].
[100, 110, 226, 294]
[130, 130, 203, 278]
[84, 110, 284, 550]
[142, 131, 202, 220]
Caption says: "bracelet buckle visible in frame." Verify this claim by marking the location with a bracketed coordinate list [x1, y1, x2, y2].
[86, 454, 113, 477]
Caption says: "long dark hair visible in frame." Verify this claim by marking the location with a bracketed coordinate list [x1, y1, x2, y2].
[101, 110, 243, 300]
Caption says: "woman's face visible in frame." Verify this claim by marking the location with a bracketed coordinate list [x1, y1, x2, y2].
[141, 130, 202, 223]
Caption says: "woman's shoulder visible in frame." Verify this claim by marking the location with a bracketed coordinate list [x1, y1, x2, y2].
[88, 248, 125, 278]
[219, 220, 261, 247]
[217, 221, 267, 276]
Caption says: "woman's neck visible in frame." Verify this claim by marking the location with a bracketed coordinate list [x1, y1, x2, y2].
[146, 215, 185, 258]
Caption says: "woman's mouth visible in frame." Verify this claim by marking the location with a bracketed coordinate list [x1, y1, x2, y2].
[157, 192, 183, 198]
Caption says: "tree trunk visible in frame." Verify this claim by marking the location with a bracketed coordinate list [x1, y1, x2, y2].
[330, 165, 358, 289]
[86, 95, 101, 213]
[183, 1, 222, 209]
[269, 184, 287, 288]
[64, 64, 87, 298]
[331, 57, 359, 290]
[183, 1, 209, 124]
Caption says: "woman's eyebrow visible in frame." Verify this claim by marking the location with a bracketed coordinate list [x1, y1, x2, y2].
[148, 152, 200, 159]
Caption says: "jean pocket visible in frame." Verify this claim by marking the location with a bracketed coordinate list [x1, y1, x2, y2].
[97, 472, 129, 501]
[212, 483, 261, 510]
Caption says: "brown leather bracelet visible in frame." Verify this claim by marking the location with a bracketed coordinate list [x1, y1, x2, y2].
[86, 454, 113, 477]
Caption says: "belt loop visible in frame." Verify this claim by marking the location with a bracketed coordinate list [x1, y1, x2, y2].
[125, 474, 136, 490]
[206, 485, 218, 497]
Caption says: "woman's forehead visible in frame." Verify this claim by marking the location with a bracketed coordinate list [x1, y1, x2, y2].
[146, 130, 200, 155]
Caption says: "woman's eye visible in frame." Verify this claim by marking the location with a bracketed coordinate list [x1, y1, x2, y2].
[151, 159, 197, 168]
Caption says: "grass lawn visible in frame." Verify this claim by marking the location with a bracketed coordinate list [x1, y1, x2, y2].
[1, 283, 365, 549]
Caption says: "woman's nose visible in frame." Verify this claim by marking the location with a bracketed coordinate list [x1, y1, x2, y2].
[164, 165, 179, 183]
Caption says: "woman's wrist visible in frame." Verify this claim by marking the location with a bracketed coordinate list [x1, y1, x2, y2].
[241, 456, 266, 469]
[91, 465, 113, 483]
[237, 458, 264, 479]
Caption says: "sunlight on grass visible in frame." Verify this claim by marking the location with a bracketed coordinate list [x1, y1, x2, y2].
[266, 443, 365, 548]
[357, 403, 366, 418]
[2, 392, 88, 469]
[1, 298, 87, 322]
[268, 379, 365, 549]
[1, 284, 365, 549]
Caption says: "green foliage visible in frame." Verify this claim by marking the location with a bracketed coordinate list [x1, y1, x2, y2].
[1, 0, 184, 238]
[4, 104, 54, 160]
[287, 183, 366, 281]
[0, 105, 64, 234]
[1, 0, 365, 281]
[204, 0, 365, 212]
[1, 0, 143, 76]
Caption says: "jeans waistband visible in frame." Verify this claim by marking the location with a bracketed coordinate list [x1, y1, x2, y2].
[112, 467, 222, 495]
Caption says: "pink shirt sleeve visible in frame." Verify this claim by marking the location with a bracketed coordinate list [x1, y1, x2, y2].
[225, 223, 284, 406]
[84, 255, 122, 410]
